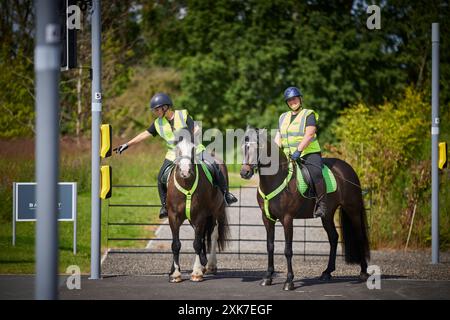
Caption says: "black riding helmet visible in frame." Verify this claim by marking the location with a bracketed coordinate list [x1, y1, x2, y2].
[150, 92, 173, 110]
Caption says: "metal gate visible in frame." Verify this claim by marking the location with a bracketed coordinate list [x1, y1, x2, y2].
[106, 185, 371, 259]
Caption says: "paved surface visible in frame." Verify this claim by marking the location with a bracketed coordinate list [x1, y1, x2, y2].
[1, 274, 449, 300]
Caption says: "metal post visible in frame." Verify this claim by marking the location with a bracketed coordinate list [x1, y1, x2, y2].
[238, 186, 241, 260]
[90, 0, 102, 279]
[34, 0, 61, 300]
[303, 219, 306, 261]
[431, 23, 440, 264]
[12, 183, 16, 246]
[74, 183, 77, 255]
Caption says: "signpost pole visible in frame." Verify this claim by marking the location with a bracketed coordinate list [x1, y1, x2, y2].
[74, 183, 77, 255]
[90, 0, 102, 280]
[34, 0, 60, 300]
[12, 183, 16, 246]
[431, 23, 440, 264]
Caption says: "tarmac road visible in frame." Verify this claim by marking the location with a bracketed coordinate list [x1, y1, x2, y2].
[1, 274, 449, 300]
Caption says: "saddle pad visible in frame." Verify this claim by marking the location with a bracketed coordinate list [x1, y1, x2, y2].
[296, 164, 337, 197]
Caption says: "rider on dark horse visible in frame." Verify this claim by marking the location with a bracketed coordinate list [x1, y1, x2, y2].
[114, 92, 237, 218]
[275, 86, 327, 218]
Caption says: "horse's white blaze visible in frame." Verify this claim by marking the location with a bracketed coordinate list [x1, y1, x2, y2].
[192, 255, 204, 276]
[177, 139, 194, 177]
[179, 158, 191, 177]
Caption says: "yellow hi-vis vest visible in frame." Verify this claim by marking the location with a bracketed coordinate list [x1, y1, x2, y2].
[279, 108, 321, 157]
[154, 109, 205, 161]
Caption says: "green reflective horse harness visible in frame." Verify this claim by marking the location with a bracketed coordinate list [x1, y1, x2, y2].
[257, 161, 294, 222]
[173, 163, 213, 221]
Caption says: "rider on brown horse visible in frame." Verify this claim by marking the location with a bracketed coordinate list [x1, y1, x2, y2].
[114, 93, 237, 219]
[275, 86, 327, 218]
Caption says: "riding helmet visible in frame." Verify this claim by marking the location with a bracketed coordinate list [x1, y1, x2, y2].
[283, 87, 303, 101]
[150, 93, 173, 109]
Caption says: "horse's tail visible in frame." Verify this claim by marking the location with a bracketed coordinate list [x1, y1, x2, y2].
[205, 215, 214, 252]
[205, 206, 230, 252]
[340, 203, 371, 264]
[216, 206, 230, 251]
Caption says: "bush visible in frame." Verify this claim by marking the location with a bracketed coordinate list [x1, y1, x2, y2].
[331, 87, 449, 249]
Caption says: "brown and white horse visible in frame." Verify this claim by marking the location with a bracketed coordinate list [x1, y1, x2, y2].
[167, 139, 230, 282]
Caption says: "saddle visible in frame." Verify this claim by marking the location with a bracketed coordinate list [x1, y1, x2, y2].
[296, 162, 337, 198]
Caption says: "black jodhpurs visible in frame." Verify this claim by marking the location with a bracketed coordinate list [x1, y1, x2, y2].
[302, 152, 324, 185]
[157, 159, 173, 206]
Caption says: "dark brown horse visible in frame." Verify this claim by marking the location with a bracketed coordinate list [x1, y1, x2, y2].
[167, 139, 230, 282]
[240, 128, 370, 290]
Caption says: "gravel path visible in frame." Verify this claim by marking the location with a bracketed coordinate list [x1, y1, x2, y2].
[102, 250, 450, 281]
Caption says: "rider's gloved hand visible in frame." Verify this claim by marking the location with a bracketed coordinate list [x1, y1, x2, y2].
[291, 150, 302, 161]
[113, 143, 128, 154]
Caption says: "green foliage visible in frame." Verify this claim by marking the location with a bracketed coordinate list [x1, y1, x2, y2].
[106, 66, 181, 136]
[332, 88, 450, 249]
[140, 0, 450, 134]
[0, 48, 35, 138]
[333, 87, 429, 191]
[2, 0, 449, 140]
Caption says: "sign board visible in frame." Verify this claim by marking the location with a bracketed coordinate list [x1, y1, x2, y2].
[12, 182, 77, 254]
[15, 183, 76, 221]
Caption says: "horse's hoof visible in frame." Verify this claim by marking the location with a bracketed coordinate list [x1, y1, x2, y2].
[319, 272, 332, 281]
[283, 281, 294, 291]
[190, 274, 204, 282]
[169, 276, 183, 283]
[205, 266, 217, 275]
[260, 278, 272, 286]
[359, 272, 370, 282]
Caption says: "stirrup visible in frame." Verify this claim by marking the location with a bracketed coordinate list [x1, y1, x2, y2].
[224, 192, 238, 206]
[159, 206, 168, 219]
[313, 207, 326, 218]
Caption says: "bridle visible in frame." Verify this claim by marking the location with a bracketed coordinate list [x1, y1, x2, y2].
[243, 129, 262, 174]
[173, 142, 198, 172]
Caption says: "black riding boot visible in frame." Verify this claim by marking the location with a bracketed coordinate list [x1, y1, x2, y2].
[214, 164, 238, 205]
[157, 181, 168, 219]
[313, 179, 327, 218]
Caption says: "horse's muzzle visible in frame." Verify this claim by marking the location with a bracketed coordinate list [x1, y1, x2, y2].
[240, 165, 253, 180]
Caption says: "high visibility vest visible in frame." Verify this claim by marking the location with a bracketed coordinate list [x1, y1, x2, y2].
[279, 108, 321, 157]
[154, 109, 205, 161]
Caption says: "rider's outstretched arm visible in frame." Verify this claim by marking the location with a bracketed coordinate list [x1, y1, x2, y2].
[114, 130, 151, 154]
[127, 130, 151, 147]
